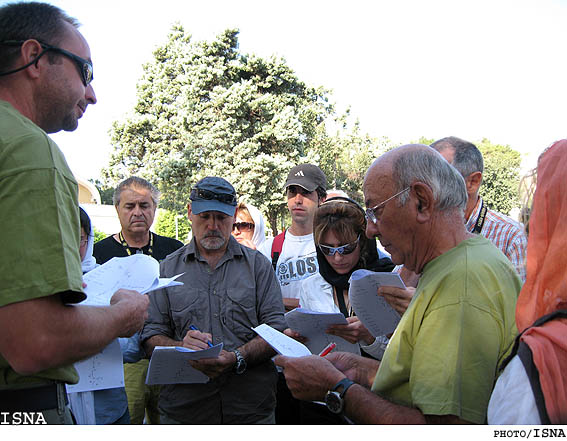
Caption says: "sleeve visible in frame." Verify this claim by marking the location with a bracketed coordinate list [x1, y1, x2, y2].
[140, 285, 174, 343]
[409, 303, 503, 424]
[119, 332, 146, 363]
[254, 252, 286, 331]
[0, 141, 83, 307]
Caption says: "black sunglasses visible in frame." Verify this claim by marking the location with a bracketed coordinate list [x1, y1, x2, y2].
[190, 188, 237, 205]
[318, 235, 360, 256]
[232, 222, 255, 232]
[0, 40, 93, 86]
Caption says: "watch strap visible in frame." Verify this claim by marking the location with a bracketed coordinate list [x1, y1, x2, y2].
[332, 377, 355, 399]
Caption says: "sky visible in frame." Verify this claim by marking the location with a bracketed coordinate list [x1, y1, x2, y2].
[9, 0, 567, 181]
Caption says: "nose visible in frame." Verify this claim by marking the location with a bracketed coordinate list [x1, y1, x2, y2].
[366, 220, 379, 239]
[86, 83, 97, 105]
[132, 204, 143, 216]
[295, 193, 304, 204]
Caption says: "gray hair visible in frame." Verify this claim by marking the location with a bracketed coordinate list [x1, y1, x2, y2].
[113, 176, 160, 207]
[430, 136, 483, 179]
[392, 148, 467, 212]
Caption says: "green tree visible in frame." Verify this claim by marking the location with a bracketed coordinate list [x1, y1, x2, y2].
[93, 226, 107, 243]
[105, 26, 337, 236]
[476, 138, 522, 215]
[154, 209, 191, 242]
[89, 178, 114, 205]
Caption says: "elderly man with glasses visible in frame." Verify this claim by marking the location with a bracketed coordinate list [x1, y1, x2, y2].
[275, 144, 521, 424]
[0, 2, 148, 424]
[141, 177, 286, 424]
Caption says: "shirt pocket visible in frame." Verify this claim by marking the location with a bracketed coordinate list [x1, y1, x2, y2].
[168, 288, 207, 340]
[222, 288, 257, 340]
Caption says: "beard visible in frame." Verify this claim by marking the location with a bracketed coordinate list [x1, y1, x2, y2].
[200, 232, 227, 250]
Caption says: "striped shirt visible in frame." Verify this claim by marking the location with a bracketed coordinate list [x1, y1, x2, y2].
[466, 197, 527, 282]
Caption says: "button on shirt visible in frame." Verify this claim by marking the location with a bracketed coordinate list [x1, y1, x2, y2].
[141, 237, 286, 424]
[465, 196, 528, 282]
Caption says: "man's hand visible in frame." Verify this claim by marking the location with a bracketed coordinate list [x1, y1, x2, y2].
[326, 316, 374, 345]
[109, 289, 149, 337]
[190, 350, 236, 379]
[325, 352, 379, 388]
[274, 355, 345, 401]
[283, 298, 299, 312]
[378, 286, 415, 315]
[182, 329, 213, 350]
[283, 328, 308, 343]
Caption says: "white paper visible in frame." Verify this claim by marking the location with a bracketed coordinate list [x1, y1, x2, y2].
[81, 254, 184, 306]
[252, 323, 312, 357]
[348, 269, 405, 337]
[285, 308, 360, 355]
[67, 339, 124, 393]
[145, 343, 223, 385]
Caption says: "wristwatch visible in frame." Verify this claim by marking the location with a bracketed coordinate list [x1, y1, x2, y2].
[325, 378, 355, 414]
[233, 349, 247, 374]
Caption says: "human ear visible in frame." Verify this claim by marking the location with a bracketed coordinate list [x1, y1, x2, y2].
[466, 171, 482, 195]
[411, 183, 434, 223]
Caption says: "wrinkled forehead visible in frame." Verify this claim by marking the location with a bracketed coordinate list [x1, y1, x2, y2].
[120, 186, 154, 204]
[363, 161, 395, 206]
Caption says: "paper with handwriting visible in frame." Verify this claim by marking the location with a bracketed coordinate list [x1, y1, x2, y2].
[348, 269, 404, 337]
[285, 308, 360, 355]
[82, 254, 183, 306]
[67, 339, 123, 393]
[145, 343, 223, 385]
[252, 323, 312, 357]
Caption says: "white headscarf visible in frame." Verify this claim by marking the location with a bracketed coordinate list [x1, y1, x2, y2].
[244, 203, 267, 249]
[80, 206, 98, 273]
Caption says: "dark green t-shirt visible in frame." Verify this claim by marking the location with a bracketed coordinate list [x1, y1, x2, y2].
[0, 100, 84, 386]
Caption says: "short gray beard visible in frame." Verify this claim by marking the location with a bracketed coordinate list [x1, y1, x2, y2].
[200, 236, 226, 250]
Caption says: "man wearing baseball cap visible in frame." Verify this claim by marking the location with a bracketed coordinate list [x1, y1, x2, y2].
[259, 164, 328, 311]
[141, 177, 286, 424]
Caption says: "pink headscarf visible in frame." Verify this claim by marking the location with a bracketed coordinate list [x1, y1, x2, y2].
[515, 139, 567, 424]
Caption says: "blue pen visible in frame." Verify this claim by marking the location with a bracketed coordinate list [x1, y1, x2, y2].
[189, 325, 213, 347]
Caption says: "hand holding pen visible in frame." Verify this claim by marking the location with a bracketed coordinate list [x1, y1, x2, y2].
[319, 342, 336, 357]
[183, 324, 214, 350]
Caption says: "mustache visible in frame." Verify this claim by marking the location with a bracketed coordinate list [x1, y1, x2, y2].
[204, 231, 224, 239]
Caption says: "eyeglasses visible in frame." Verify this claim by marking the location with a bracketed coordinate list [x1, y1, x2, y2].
[318, 235, 360, 256]
[232, 222, 255, 232]
[0, 40, 93, 86]
[190, 188, 237, 205]
[365, 187, 410, 224]
[80, 237, 89, 246]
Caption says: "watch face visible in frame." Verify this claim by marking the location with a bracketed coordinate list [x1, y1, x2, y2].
[325, 391, 343, 414]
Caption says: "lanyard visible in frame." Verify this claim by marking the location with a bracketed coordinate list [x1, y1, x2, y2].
[472, 200, 488, 234]
[119, 231, 154, 256]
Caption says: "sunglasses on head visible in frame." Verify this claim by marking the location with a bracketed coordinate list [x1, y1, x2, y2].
[0, 40, 93, 86]
[318, 235, 360, 256]
[232, 222, 254, 232]
[190, 188, 237, 205]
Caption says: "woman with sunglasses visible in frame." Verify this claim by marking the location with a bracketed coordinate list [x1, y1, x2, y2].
[296, 197, 394, 358]
[231, 201, 267, 250]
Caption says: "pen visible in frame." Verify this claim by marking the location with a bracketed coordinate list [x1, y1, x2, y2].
[319, 342, 336, 357]
[189, 325, 214, 348]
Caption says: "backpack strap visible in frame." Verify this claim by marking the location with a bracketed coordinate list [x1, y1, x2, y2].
[271, 230, 286, 271]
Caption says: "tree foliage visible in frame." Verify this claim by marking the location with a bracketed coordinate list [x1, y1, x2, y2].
[104, 26, 390, 235]
[476, 138, 522, 215]
[154, 209, 191, 242]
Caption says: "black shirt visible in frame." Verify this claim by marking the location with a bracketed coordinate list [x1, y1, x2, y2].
[93, 232, 184, 264]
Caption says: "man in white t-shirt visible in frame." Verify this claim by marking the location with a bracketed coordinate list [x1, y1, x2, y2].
[259, 164, 327, 311]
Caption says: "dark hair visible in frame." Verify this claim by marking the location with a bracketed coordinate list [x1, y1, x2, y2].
[430, 136, 484, 178]
[113, 176, 160, 207]
[79, 207, 91, 236]
[0, 2, 79, 71]
[316, 186, 327, 201]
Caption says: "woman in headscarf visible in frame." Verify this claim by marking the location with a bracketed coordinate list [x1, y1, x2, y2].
[296, 196, 395, 359]
[231, 200, 267, 250]
[488, 139, 567, 424]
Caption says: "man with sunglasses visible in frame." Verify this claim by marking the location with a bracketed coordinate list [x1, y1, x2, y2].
[275, 145, 521, 424]
[0, 2, 148, 424]
[141, 177, 286, 424]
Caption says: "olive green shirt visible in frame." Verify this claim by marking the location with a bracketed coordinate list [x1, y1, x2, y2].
[0, 100, 84, 386]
